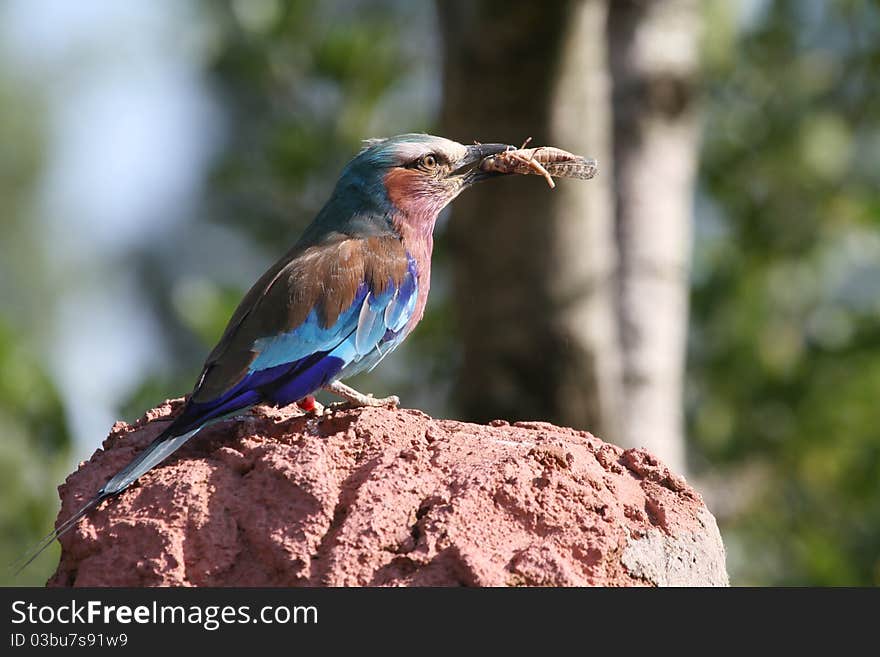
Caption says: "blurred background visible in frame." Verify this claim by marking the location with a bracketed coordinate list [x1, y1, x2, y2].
[1, 0, 878, 586]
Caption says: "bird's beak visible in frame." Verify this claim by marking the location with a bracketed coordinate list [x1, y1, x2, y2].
[455, 143, 515, 187]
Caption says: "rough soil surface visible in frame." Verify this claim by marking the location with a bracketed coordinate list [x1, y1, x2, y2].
[48, 400, 728, 587]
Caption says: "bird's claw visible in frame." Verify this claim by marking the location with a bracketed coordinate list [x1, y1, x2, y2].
[320, 381, 400, 413]
[321, 394, 399, 415]
[372, 394, 400, 408]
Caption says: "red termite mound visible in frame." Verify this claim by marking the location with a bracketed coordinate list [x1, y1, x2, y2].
[48, 400, 727, 587]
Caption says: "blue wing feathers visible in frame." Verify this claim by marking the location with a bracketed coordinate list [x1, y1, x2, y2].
[356, 291, 389, 356]
[180, 253, 419, 427]
[249, 282, 367, 372]
[384, 267, 416, 332]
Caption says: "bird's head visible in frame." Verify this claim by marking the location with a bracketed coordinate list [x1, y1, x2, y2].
[337, 133, 513, 233]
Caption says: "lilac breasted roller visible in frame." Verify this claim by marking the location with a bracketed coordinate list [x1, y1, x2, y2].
[18, 134, 516, 571]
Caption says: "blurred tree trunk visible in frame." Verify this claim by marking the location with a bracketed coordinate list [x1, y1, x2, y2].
[439, 0, 701, 472]
[438, 0, 621, 439]
[608, 0, 700, 474]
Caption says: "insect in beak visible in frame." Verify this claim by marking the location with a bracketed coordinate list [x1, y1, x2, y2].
[477, 138, 598, 188]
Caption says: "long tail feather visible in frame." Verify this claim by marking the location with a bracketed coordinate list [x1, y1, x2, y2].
[12, 422, 205, 577]
[11, 492, 108, 576]
[100, 425, 202, 496]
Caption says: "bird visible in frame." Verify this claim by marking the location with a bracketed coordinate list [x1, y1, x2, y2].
[16, 133, 515, 573]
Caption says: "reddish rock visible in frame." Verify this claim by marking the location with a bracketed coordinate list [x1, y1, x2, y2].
[48, 400, 727, 587]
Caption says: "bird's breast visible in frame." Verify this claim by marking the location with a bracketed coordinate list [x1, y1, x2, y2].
[396, 227, 434, 337]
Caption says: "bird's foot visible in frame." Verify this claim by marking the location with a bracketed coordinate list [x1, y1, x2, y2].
[322, 381, 399, 413]
[323, 396, 400, 414]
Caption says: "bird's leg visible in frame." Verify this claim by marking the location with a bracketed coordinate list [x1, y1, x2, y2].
[322, 381, 399, 411]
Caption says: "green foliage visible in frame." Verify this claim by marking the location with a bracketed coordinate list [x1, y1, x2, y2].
[693, 0, 880, 584]
[0, 322, 72, 586]
[0, 63, 71, 586]
[201, 0, 430, 249]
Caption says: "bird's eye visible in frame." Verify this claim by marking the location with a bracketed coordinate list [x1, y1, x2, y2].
[421, 154, 438, 169]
